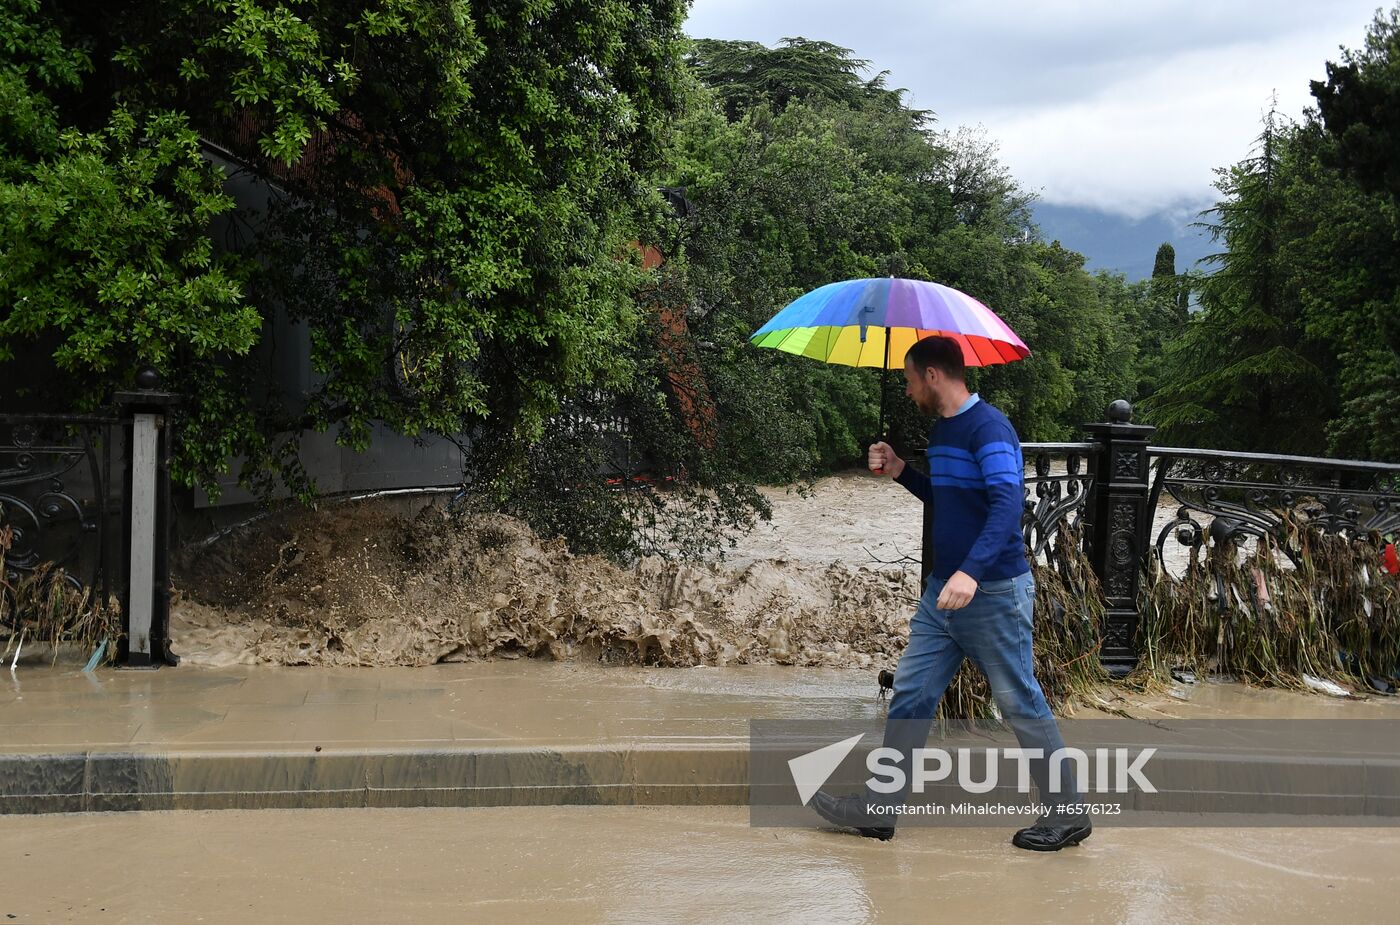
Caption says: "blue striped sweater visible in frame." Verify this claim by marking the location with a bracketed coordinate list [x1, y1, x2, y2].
[895, 395, 1029, 581]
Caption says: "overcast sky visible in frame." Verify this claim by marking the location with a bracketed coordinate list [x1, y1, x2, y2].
[684, 1, 1387, 219]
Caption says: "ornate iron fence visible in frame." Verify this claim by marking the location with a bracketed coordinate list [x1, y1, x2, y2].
[2, 371, 179, 666]
[557, 389, 632, 438]
[1020, 442, 1098, 564]
[554, 389, 644, 485]
[919, 404, 1149, 675]
[0, 413, 119, 620]
[1147, 446, 1400, 569]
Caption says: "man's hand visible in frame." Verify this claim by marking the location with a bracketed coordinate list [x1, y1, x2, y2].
[936, 571, 978, 610]
[868, 442, 905, 478]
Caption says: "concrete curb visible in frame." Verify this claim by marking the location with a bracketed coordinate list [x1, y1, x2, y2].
[3, 743, 1400, 818]
[0, 745, 747, 814]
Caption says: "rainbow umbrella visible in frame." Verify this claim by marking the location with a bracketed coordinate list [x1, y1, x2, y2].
[751, 277, 1029, 435]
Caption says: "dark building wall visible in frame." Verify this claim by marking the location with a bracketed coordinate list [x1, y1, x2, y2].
[195, 147, 469, 512]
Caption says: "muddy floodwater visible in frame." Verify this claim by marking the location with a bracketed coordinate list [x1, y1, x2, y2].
[728, 469, 1201, 575]
[4, 806, 1396, 924]
[722, 472, 926, 569]
[170, 470, 1201, 671]
[170, 474, 924, 670]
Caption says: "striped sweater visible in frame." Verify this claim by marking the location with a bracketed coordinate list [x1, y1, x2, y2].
[895, 395, 1029, 581]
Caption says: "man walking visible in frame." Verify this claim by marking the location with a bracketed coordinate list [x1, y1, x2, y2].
[810, 334, 1090, 851]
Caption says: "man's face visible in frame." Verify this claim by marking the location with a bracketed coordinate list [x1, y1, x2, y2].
[903, 359, 938, 415]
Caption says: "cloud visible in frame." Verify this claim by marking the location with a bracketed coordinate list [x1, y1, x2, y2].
[685, 0, 1385, 218]
[988, 33, 1337, 218]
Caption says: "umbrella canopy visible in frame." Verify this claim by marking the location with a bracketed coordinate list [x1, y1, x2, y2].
[750, 277, 1029, 369]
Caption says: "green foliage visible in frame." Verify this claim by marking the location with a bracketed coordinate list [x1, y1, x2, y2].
[475, 37, 1157, 558]
[461, 261, 790, 563]
[0, 108, 255, 370]
[2, 0, 690, 500]
[1145, 110, 1335, 453]
[1312, 6, 1400, 199]
[6, 12, 1246, 558]
[664, 47, 1147, 471]
[687, 36, 923, 123]
[1152, 243, 1177, 279]
[1304, 7, 1400, 462]
[1149, 6, 1400, 466]
[223, 0, 688, 472]
[0, 0, 256, 408]
[1274, 118, 1400, 462]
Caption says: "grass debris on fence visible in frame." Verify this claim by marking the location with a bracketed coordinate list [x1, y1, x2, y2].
[0, 522, 119, 665]
[1137, 514, 1400, 692]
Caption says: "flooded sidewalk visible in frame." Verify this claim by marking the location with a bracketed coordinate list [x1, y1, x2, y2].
[6, 659, 1400, 753]
[2, 660, 1397, 813]
[8, 473, 1395, 815]
[3, 805, 1397, 924]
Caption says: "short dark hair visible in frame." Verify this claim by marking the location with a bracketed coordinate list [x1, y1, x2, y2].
[905, 335, 965, 380]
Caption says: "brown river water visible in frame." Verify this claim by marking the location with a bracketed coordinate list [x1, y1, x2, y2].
[165, 471, 1228, 669]
[170, 476, 920, 669]
[12, 475, 1395, 923]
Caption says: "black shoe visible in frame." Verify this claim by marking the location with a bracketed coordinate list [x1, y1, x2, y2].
[809, 791, 895, 841]
[1012, 814, 1092, 851]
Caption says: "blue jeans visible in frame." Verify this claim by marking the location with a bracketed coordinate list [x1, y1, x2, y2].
[870, 571, 1081, 815]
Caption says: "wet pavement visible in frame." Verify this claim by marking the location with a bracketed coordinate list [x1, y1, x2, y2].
[2, 661, 1398, 814]
[4, 659, 1398, 754]
[0, 661, 888, 753]
[3, 805, 1397, 924]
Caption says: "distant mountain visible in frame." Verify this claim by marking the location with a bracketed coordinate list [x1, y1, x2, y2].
[1031, 203, 1219, 281]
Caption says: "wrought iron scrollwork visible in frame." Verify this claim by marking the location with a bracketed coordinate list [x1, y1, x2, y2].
[1154, 506, 1207, 567]
[0, 414, 117, 623]
[1148, 448, 1400, 568]
[1021, 443, 1099, 568]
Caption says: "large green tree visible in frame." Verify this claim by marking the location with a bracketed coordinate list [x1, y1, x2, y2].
[1308, 5, 1400, 461]
[1313, 6, 1400, 199]
[0, 0, 257, 412]
[1148, 7, 1400, 463]
[667, 40, 1144, 467]
[1, 0, 688, 496]
[1144, 110, 1334, 453]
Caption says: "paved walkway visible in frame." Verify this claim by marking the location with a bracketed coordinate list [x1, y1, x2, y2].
[8, 659, 1398, 752]
[1, 660, 1397, 813]
[6, 806, 1399, 924]
[0, 660, 887, 752]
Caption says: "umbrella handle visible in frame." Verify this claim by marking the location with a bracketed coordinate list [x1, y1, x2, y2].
[873, 430, 892, 475]
[874, 331, 890, 474]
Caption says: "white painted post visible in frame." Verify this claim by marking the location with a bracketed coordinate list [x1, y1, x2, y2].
[126, 413, 160, 662]
[116, 368, 177, 668]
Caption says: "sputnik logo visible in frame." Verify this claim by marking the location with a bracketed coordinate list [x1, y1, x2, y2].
[787, 733, 865, 805]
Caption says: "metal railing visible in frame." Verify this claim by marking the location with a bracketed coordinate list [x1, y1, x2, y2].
[1, 413, 119, 622]
[1021, 442, 1099, 562]
[1, 371, 180, 667]
[1147, 445, 1400, 568]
